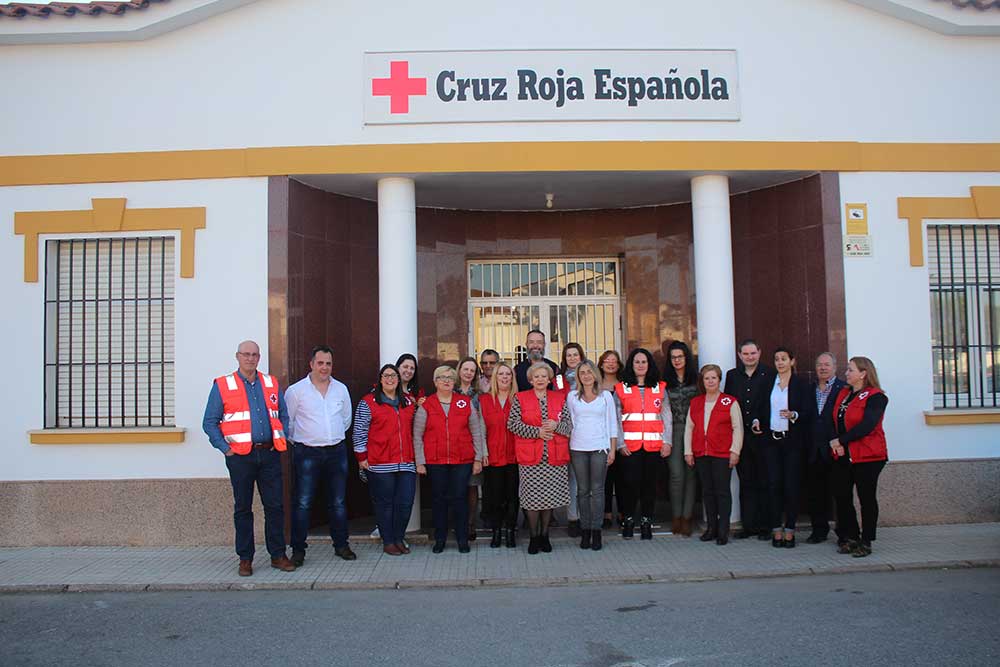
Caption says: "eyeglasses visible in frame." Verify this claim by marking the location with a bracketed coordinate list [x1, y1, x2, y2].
[670, 354, 686, 360]
[435, 376, 456, 382]
[480, 361, 497, 366]
[237, 352, 260, 358]
[381, 373, 399, 379]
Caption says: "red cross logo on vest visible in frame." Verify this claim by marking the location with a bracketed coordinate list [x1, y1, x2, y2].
[653, 398, 662, 408]
[269, 393, 277, 404]
[859, 391, 869, 399]
[371, 61, 427, 114]
[721, 397, 732, 406]
[456, 399, 468, 409]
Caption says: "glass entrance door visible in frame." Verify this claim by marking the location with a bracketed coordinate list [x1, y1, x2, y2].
[468, 258, 622, 365]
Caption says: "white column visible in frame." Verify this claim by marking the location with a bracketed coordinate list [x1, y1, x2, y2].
[377, 176, 420, 532]
[691, 174, 736, 369]
[691, 174, 741, 524]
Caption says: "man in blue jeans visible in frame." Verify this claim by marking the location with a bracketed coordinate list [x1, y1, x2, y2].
[203, 339, 296, 576]
[285, 345, 356, 565]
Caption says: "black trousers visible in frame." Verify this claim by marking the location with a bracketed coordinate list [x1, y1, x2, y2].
[761, 435, 803, 531]
[736, 435, 768, 533]
[831, 457, 886, 544]
[619, 449, 659, 519]
[805, 454, 834, 538]
[482, 464, 519, 529]
[696, 456, 732, 536]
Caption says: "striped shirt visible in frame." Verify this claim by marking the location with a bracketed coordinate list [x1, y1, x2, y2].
[352, 398, 416, 474]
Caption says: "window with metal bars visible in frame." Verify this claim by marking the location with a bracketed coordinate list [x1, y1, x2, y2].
[927, 224, 1000, 409]
[44, 237, 176, 428]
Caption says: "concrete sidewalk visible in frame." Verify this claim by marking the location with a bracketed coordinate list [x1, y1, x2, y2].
[2, 523, 997, 593]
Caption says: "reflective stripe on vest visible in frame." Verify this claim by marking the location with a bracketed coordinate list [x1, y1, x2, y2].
[215, 372, 287, 455]
[622, 431, 663, 441]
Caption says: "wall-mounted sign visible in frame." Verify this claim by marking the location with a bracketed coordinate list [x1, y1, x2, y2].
[844, 234, 872, 257]
[845, 202, 869, 235]
[364, 50, 740, 125]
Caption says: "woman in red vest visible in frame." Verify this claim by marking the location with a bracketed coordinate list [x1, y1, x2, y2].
[480, 362, 519, 548]
[615, 348, 672, 540]
[456, 356, 484, 541]
[684, 364, 743, 545]
[414, 365, 485, 554]
[353, 363, 417, 556]
[829, 356, 889, 558]
[507, 361, 573, 554]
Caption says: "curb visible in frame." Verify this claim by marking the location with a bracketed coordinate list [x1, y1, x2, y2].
[1, 559, 996, 595]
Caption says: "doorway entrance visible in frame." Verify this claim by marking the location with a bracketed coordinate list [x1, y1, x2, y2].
[467, 258, 622, 363]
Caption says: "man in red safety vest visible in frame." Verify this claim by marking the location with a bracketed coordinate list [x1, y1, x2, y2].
[203, 339, 295, 577]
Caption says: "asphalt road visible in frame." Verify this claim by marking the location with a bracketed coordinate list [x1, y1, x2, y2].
[2, 568, 997, 666]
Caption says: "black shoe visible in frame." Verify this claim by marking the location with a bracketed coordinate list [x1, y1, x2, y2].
[772, 534, 783, 548]
[591, 530, 603, 551]
[490, 527, 502, 548]
[805, 532, 828, 544]
[504, 528, 517, 549]
[291, 549, 305, 567]
[784, 535, 796, 548]
[700, 529, 718, 542]
[851, 541, 872, 558]
[640, 518, 653, 540]
[458, 542, 471, 553]
[528, 536, 540, 555]
[580, 529, 592, 549]
[734, 529, 755, 539]
[567, 520, 581, 538]
[540, 535, 553, 553]
[334, 545, 357, 561]
[622, 516, 635, 540]
[838, 540, 857, 554]
[432, 541, 445, 554]
[716, 534, 729, 545]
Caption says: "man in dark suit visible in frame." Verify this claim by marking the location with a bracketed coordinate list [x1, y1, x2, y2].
[513, 329, 559, 392]
[724, 339, 775, 540]
[804, 352, 846, 544]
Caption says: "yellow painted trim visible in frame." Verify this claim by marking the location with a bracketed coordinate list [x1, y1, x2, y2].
[923, 410, 1000, 426]
[13, 197, 205, 282]
[29, 427, 186, 444]
[897, 186, 1000, 267]
[0, 142, 998, 188]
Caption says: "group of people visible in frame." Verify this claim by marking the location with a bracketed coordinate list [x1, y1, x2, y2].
[203, 334, 889, 576]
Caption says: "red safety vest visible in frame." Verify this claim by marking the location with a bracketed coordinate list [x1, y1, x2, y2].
[513, 390, 570, 466]
[615, 381, 667, 452]
[832, 386, 888, 464]
[689, 393, 738, 459]
[214, 372, 287, 455]
[480, 393, 517, 467]
[360, 394, 415, 466]
[421, 394, 476, 465]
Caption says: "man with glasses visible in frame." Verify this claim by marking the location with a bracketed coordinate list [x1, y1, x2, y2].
[203, 340, 295, 577]
[285, 345, 356, 565]
[514, 330, 559, 392]
[478, 349, 500, 393]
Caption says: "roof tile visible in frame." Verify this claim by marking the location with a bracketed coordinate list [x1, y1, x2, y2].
[0, 1, 166, 18]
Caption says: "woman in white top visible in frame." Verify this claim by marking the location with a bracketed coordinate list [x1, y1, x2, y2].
[566, 360, 618, 551]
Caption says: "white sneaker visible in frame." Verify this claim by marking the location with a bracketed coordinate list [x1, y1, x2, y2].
[370, 527, 380, 538]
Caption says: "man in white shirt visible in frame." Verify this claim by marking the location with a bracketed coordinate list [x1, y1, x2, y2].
[286, 345, 355, 565]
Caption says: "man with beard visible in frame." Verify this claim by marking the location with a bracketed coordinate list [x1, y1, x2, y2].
[514, 330, 560, 392]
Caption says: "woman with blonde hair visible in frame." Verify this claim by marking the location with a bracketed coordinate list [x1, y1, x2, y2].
[479, 361, 519, 548]
[829, 356, 889, 558]
[507, 361, 573, 554]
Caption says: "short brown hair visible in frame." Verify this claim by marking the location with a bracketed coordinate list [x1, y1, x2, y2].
[697, 364, 723, 394]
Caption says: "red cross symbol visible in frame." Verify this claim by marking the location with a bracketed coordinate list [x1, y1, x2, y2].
[371, 61, 427, 114]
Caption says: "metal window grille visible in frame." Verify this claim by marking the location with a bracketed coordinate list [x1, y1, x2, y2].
[468, 259, 619, 298]
[927, 224, 1000, 408]
[44, 237, 176, 428]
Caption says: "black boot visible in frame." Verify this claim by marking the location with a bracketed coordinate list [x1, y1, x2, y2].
[527, 535, 539, 555]
[700, 526, 718, 542]
[580, 529, 592, 549]
[490, 527, 502, 548]
[591, 530, 603, 551]
[540, 534, 552, 553]
[567, 520, 581, 538]
[505, 527, 517, 549]
[622, 516, 635, 540]
[640, 517, 653, 540]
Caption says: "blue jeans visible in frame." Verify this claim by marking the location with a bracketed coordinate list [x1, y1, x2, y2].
[291, 443, 349, 551]
[367, 470, 416, 546]
[225, 447, 285, 560]
[426, 463, 473, 544]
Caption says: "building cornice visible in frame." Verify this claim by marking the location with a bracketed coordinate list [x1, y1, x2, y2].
[846, 0, 1000, 35]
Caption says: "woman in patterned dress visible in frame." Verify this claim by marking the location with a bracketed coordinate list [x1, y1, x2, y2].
[507, 361, 573, 554]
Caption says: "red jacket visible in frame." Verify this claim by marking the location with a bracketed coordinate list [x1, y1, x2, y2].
[689, 393, 738, 459]
[421, 394, 475, 465]
[833, 386, 888, 464]
[514, 390, 570, 466]
[480, 393, 517, 467]
[615, 381, 667, 452]
[358, 394, 415, 466]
